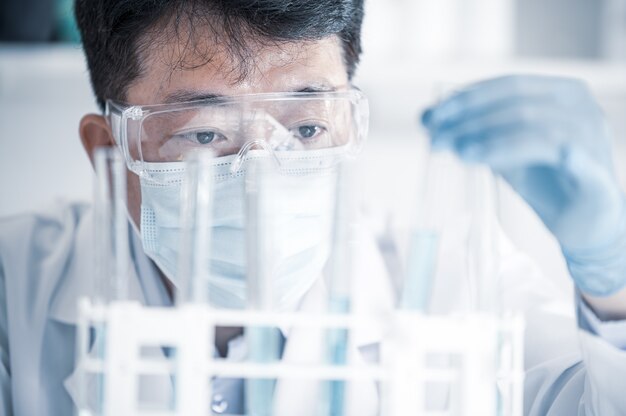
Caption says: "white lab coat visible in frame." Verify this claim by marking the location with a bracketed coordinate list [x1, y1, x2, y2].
[1, 202, 626, 415]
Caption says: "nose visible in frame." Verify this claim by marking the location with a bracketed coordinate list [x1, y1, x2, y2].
[230, 111, 292, 174]
[230, 139, 280, 174]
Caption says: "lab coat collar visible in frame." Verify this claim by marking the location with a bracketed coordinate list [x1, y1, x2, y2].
[48, 208, 148, 325]
[349, 225, 396, 347]
[59, 209, 170, 410]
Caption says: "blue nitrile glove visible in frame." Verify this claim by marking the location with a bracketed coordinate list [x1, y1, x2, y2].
[422, 75, 626, 296]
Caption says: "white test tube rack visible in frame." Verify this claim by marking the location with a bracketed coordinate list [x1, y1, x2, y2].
[75, 298, 524, 416]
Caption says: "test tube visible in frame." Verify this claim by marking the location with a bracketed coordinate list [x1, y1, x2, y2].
[245, 158, 273, 310]
[401, 83, 461, 313]
[465, 166, 510, 416]
[466, 165, 500, 314]
[84, 147, 129, 415]
[400, 151, 460, 312]
[244, 157, 280, 416]
[427, 83, 501, 314]
[93, 146, 130, 303]
[176, 149, 215, 306]
[170, 149, 215, 416]
[326, 160, 358, 310]
[320, 160, 358, 416]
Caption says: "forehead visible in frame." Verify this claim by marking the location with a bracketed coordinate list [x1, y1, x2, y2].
[126, 28, 348, 106]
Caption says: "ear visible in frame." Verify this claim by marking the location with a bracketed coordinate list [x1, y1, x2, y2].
[79, 114, 115, 167]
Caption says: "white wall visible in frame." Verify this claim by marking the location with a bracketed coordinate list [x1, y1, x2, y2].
[0, 46, 97, 217]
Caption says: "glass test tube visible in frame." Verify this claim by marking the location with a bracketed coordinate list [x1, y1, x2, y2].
[403, 149, 500, 315]
[244, 157, 280, 416]
[429, 82, 501, 315]
[466, 165, 499, 315]
[83, 147, 130, 416]
[400, 150, 458, 312]
[320, 160, 358, 416]
[465, 166, 514, 416]
[245, 158, 274, 310]
[176, 149, 215, 306]
[93, 146, 130, 303]
[466, 165, 502, 416]
[172, 150, 215, 415]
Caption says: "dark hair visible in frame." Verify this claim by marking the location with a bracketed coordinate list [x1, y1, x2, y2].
[74, 0, 365, 111]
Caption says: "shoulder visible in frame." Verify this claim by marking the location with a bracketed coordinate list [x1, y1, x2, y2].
[0, 201, 91, 278]
[0, 202, 89, 248]
[524, 353, 586, 416]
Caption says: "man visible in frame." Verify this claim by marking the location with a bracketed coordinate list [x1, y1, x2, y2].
[1, 0, 625, 415]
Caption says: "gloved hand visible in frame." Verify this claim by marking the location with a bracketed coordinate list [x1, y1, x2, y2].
[421, 75, 626, 296]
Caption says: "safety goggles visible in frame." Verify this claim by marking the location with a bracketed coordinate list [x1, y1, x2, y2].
[106, 89, 368, 179]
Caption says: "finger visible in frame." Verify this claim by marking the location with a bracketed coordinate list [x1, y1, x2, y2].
[451, 124, 566, 170]
[500, 146, 620, 247]
[558, 146, 623, 248]
[422, 75, 589, 129]
[430, 101, 582, 160]
[428, 95, 546, 150]
[430, 100, 574, 150]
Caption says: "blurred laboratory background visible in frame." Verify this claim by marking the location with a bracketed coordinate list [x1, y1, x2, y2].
[1, 0, 625, 294]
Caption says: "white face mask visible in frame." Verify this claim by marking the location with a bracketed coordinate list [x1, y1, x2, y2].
[139, 149, 342, 310]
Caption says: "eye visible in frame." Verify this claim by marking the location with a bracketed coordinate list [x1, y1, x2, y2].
[292, 125, 325, 141]
[173, 130, 227, 145]
[196, 131, 216, 144]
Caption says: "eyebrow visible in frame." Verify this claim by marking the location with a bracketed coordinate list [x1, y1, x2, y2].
[162, 83, 338, 104]
[163, 91, 223, 104]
